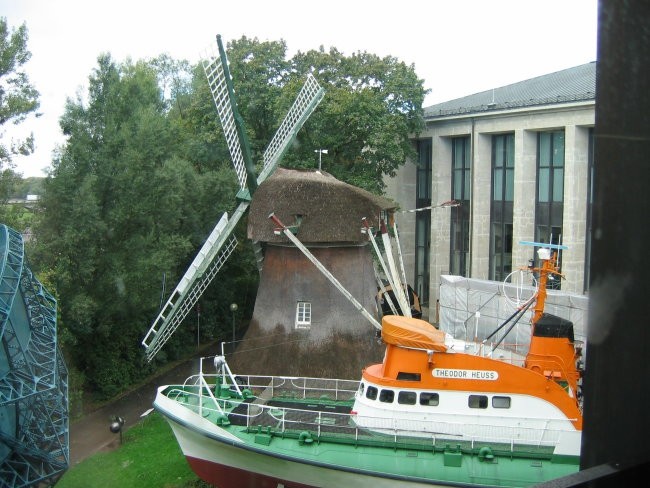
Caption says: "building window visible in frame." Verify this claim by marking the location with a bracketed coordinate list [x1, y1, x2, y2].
[295, 301, 311, 329]
[415, 139, 432, 305]
[450, 136, 471, 276]
[490, 133, 514, 281]
[536, 131, 565, 289]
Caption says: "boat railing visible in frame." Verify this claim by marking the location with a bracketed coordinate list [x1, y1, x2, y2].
[222, 400, 571, 454]
[194, 372, 360, 403]
[165, 381, 574, 455]
[457, 339, 527, 367]
[352, 413, 571, 449]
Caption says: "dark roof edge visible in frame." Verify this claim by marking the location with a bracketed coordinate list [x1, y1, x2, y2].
[426, 93, 595, 119]
[424, 61, 596, 119]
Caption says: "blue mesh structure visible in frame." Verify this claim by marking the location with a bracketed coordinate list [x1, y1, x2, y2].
[0, 224, 69, 487]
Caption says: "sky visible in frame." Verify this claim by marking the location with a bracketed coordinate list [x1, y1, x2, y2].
[2, 0, 598, 178]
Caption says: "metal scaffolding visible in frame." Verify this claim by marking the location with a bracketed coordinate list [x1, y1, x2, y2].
[0, 224, 69, 487]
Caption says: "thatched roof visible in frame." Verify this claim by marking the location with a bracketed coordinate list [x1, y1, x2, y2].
[247, 168, 397, 243]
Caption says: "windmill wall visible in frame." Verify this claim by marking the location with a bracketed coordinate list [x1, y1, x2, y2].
[229, 243, 386, 379]
[252, 243, 379, 339]
[231, 168, 395, 378]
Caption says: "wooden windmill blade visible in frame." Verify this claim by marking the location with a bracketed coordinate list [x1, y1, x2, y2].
[141, 207, 244, 362]
[142, 35, 324, 362]
[202, 35, 255, 195]
[257, 73, 324, 185]
[204, 36, 324, 192]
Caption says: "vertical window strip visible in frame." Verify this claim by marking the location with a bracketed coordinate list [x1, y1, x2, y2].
[415, 139, 432, 305]
[490, 133, 514, 281]
[450, 136, 471, 276]
[535, 130, 565, 289]
[584, 128, 594, 292]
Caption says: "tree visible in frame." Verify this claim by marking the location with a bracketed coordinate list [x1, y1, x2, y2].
[31, 37, 427, 399]
[0, 17, 40, 170]
[215, 38, 427, 193]
[34, 54, 245, 398]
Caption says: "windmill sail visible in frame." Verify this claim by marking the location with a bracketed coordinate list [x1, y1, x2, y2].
[202, 41, 249, 193]
[203, 37, 325, 191]
[142, 207, 245, 361]
[258, 73, 324, 184]
[142, 35, 324, 361]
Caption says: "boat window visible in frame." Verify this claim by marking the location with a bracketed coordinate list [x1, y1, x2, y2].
[379, 389, 395, 403]
[420, 392, 439, 406]
[366, 386, 378, 400]
[492, 396, 511, 408]
[358, 382, 365, 396]
[468, 395, 488, 409]
[398, 391, 417, 405]
[396, 372, 421, 381]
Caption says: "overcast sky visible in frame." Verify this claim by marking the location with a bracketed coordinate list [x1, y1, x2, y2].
[2, 0, 598, 178]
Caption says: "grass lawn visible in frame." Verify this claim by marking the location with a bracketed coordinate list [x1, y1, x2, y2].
[57, 412, 210, 488]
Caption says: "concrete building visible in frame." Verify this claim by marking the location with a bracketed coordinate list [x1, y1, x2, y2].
[387, 62, 595, 320]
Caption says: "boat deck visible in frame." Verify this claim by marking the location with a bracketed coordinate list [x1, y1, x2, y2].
[162, 374, 559, 460]
[155, 360, 581, 487]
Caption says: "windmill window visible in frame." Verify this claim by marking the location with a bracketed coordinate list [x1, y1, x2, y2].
[295, 302, 311, 329]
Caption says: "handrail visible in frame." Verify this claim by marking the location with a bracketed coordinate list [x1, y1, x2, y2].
[164, 355, 577, 455]
[166, 384, 574, 453]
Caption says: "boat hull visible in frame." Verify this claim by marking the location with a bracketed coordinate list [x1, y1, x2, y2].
[155, 388, 577, 488]
[166, 415, 452, 488]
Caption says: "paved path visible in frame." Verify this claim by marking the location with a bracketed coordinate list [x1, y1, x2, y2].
[68, 355, 204, 466]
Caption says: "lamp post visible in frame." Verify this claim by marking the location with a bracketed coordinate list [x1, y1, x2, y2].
[229, 303, 238, 350]
[314, 149, 328, 170]
[109, 415, 125, 445]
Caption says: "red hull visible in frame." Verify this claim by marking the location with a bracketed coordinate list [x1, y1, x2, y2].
[187, 456, 316, 488]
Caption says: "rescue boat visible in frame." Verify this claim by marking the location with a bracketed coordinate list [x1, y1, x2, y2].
[153, 246, 583, 487]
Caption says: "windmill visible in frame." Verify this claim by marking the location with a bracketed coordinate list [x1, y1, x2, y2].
[141, 35, 324, 362]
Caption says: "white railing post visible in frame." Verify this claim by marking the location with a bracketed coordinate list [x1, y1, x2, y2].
[199, 357, 204, 418]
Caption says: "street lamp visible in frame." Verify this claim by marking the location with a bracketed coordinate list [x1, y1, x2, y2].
[109, 415, 125, 445]
[229, 303, 238, 348]
[314, 149, 328, 170]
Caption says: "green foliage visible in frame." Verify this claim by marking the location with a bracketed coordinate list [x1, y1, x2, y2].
[9, 174, 43, 197]
[0, 170, 40, 231]
[56, 413, 203, 488]
[219, 38, 428, 193]
[33, 54, 249, 398]
[30, 35, 425, 401]
[0, 17, 40, 169]
[288, 47, 427, 193]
